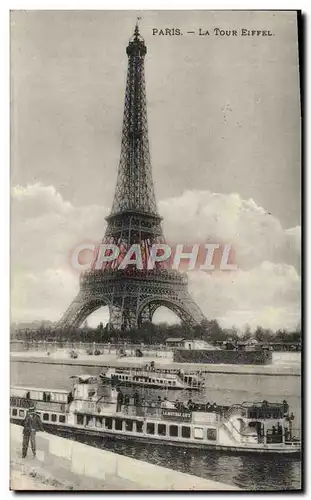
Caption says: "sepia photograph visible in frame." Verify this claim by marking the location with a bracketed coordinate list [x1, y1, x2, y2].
[10, 9, 301, 491]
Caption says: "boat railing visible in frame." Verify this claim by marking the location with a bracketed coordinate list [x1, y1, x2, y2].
[225, 404, 248, 419]
[284, 439, 301, 447]
[225, 402, 287, 420]
[72, 398, 195, 421]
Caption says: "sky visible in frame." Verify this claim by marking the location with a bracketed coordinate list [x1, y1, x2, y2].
[10, 10, 301, 331]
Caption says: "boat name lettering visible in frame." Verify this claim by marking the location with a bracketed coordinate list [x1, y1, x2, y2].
[162, 410, 192, 421]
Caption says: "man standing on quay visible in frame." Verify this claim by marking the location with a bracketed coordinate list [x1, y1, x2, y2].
[22, 406, 44, 458]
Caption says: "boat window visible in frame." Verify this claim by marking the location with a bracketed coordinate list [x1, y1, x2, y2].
[51, 414, 57, 422]
[125, 419, 133, 432]
[43, 413, 49, 421]
[77, 414, 84, 425]
[146, 422, 155, 435]
[105, 417, 113, 430]
[168, 381, 171, 385]
[115, 418, 123, 431]
[173, 382, 176, 386]
[169, 425, 179, 437]
[12, 409, 18, 416]
[207, 428, 217, 441]
[19, 410, 25, 417]
[136, 421, 143, 433]
[158, 424, 166, 436]
[86, 415, 94, 427]
[96, 417, 102, 428]
[193, 427, 204, 439]
[125, 376, 128, 381]
[59, 415, 66, 423]
[182, 426, 191, 438]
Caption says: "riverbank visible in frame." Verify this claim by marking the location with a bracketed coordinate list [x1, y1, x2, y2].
[10, 424, 239, 491]
[11, 350, 301, 376]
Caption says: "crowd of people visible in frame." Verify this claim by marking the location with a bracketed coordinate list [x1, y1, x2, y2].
[115, 388, 219, 415]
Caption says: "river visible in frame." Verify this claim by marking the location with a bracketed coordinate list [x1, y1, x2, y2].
[11, 359, 301, 490]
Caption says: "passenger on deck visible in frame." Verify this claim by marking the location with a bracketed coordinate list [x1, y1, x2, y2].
[116, 389, 124, 412]
[136, 398, 143, 416]
[156, 396, 162, 409]
[149, 400, 156, 415]
[282, 400, 289, 415]
[187, 399, 193, 411]
[124, 394, 130, 415]
[175, 399, 181, 411]
[133, 391, 140, 407]
[161, 397, 175, 409]
[160, 397, 167, 408]
[180, 402, 187, 412]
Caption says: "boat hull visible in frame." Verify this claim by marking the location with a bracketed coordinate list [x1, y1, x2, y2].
[10, 418, 301, 457]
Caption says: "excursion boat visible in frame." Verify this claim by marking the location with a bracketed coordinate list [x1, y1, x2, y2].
[10, 375, 300, 456]
[99, 366, 205, 390]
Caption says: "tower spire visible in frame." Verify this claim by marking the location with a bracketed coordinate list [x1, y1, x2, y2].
[134, 17, 140, 39]
[110, 23, 157, 216]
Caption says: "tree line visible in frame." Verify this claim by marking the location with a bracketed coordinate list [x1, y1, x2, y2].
[11, 319, 301, 345]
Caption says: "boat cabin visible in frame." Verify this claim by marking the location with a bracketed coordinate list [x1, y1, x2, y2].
[10, 385, 72, 425]
[11, 386, 71, 404]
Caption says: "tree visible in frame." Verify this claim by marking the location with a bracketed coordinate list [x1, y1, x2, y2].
[241, 324, 252, 341]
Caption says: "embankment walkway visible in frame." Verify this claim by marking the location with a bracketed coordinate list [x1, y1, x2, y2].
[11, 351, 301, 376]
[10, 424, 239, 491]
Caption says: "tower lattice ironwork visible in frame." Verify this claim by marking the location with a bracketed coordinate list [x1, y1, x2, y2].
[58, 24, 206, 331]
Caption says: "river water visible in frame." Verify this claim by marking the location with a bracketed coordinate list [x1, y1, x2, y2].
[11, 359, 301, 490]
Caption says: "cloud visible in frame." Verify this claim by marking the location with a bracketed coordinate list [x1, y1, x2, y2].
[11, 268, 79, 323]
[11, 184, 301, 331]
[160, 190, 300, 272]
[188, 262, 300, 331]
[11, 183, 109, 273]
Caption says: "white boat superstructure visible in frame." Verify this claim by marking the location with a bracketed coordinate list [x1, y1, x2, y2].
[99, 366, 205, 390]
[10, 376, 300, 455]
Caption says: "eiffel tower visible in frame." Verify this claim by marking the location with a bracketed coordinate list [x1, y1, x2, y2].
[58, 23, 206, 331]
